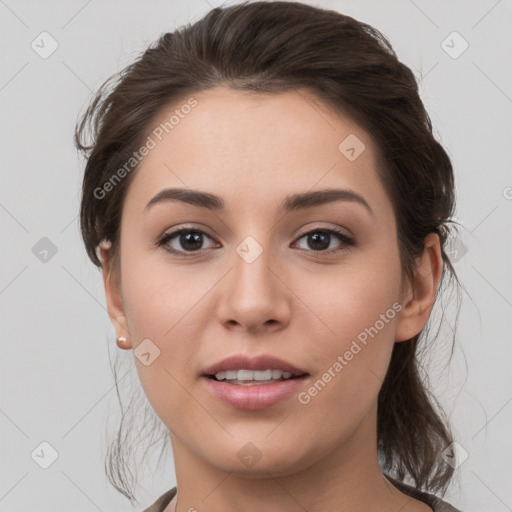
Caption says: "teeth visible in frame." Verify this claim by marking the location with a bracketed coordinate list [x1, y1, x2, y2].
[214, 369, 294, 381]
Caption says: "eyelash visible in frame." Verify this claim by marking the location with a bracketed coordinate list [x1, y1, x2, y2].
[155, 225, 355, 258]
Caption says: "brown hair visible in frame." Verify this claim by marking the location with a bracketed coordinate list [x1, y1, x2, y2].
[75, 0, 460, 503]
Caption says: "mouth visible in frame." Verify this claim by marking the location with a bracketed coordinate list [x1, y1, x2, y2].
[204, 373, 309, 386]
[201, 373, 310, 409]
[204, 371, 308, 385]
[200, 354, 310, 408]
[201, 354, 308, 380]
[204, 368, 309, 384]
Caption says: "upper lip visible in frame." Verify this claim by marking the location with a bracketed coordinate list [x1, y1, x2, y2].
[202, 354, 309, 377]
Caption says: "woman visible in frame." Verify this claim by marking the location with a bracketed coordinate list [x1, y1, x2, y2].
[75, 2, 463, 511]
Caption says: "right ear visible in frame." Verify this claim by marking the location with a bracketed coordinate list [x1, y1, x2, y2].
[97, 240, 132, 350]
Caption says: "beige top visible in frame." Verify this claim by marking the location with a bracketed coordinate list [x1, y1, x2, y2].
[142, 479, 462, 512]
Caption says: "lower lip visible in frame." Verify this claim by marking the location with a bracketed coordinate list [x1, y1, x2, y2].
[202, 376, 309, 409]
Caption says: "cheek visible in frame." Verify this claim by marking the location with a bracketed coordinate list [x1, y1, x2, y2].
[120, 242, 206, 340]
[119, 249, 213, 398]
[293, 248, 401, 412]
[295, 302, 398, 440]
[119, 265, 202, 424]
[299, 243, 402, 349]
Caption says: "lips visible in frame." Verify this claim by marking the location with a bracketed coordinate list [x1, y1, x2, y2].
[201, 354, 309, 378]
[203, 375, 309, 409]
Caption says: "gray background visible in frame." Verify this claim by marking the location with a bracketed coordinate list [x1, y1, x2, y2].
[1, 0, 511, 511]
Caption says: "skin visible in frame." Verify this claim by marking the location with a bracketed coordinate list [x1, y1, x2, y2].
[99, 87, 442, 512]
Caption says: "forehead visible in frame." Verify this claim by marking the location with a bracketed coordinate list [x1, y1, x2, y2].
[123, 87, 389, 219]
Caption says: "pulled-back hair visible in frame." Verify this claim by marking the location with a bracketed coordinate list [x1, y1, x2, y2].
[76, 0, 460, 503]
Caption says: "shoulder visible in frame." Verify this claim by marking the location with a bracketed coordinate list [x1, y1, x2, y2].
[141, 482, 463, 512]
[388, 477, 463, 512]
[142, 487, 177, 512]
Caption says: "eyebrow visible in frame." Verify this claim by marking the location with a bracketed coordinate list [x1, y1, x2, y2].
[145, 187, 374, 217]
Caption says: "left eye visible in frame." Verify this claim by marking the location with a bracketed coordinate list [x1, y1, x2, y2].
[156, 227, 354, 256]
[294, 228, 353, 253]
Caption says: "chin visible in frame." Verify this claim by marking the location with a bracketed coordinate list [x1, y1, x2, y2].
[205, 442, 314, 477]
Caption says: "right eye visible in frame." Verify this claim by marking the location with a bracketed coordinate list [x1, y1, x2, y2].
[156, 228, 219, 257]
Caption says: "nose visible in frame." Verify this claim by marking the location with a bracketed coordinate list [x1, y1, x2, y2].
[216, 235, 291, 334]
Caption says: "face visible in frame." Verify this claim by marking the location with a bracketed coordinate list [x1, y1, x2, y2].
[102, 87, 428, 478]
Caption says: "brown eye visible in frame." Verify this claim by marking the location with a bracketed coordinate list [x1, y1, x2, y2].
[294, 228, 354, 254]
[157, 228, 217, 256]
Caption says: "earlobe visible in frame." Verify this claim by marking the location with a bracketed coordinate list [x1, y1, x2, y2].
[98, 240, 132, 350]
[394, 233, 443, 343]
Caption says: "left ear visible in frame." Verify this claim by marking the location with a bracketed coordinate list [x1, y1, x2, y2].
[394, 232, 443, 342]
